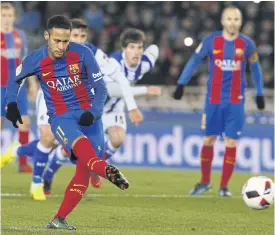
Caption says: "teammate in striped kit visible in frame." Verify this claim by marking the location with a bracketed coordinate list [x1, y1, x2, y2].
[5, 15, 129, 230]
[173, 6, 265, 196]
[0, 2, 33, 173]
[103, 28, 161, 160]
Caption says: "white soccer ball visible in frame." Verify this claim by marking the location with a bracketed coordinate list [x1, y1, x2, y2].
[242, 176, 274, 210]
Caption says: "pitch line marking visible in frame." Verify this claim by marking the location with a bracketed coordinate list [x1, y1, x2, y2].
[1, 192, 242, 199]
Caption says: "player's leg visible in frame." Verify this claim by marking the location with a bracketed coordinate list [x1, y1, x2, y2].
[1, 139, 40, 169]
[219, 104, 245, 197]
[0, 86, 6, 140]
[30, 125, 57, 200]
[30, 91, 58, 200]
[51, 113, 129, 189]
[46, 159, 88, 230]
[82, 118, 105, 188]
[102, 112, 127, 159]
[47, 114, 129, 229]
[17, 86, 32, 173]
[43, 145, 67, 196]
[190, 104, 222, 195]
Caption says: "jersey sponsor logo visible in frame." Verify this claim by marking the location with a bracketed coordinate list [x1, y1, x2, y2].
[69, 64, 79, 74]
[42, 72, 51, 77]
[214, 59, 241, 71]
[92, 71, 103, 81]
[16, 64, 22, 76]
[213, 49, 222, 55]
[235, 48, 244, 56]
[46, 75, 82, 91]
[92, 71, 102, 78]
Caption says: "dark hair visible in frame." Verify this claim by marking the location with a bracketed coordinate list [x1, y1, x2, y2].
[71, 18, 88, 30]
[120, 28, 145, 48]
[47, 15, 72, 31]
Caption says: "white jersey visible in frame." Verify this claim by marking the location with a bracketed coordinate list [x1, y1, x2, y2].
[104, 44, 159, 114]
[86, 42, 138, 111]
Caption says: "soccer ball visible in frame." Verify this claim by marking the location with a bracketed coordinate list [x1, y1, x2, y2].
[242, 176, 274, 210]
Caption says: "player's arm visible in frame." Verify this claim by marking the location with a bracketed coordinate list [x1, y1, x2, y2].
[94, 48, 138, 111]
[107, 83, 160, 97]
[5, 55, 35, 127]
[83, 47, 107, 120]
[19, 30, 38, 101]
[173, 37, 210, 100]
[20, 30, 28, 59]
[143, 44, 159, 68]
[125, 45, 161, 97]
[248, 41, 265, 110]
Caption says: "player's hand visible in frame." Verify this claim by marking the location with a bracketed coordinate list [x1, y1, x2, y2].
[6, 102, 23, 128]
[147, 86, 162, 96]
[255, 96, 265, 110]
[173, 85, 184, 100]
[129, 109, 143, 126]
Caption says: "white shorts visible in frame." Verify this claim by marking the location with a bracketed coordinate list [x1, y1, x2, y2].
[102, 112, 127, 132]
[35, 89, 49, 126]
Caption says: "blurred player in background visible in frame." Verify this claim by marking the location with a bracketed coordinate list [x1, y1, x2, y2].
[0, 2, 36, 173]
[104, 28, 161, 160]
[5, 15, 129, 230]
[173, 6, 265, 196]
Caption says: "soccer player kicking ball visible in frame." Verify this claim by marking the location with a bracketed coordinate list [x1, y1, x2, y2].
[173, 6, 265, 196]
[1, 18, 143, 199]
[5, 15, 129, 230]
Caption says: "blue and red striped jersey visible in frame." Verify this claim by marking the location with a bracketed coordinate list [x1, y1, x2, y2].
[1, 29, 28, 87]
[6, 42, 107, 120]
[178, 31, 262, 104]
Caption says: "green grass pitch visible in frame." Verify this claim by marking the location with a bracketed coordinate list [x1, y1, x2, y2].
[1, 164, 274, 235]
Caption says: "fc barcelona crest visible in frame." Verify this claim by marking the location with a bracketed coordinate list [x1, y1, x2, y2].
[235, 48, 244, 56]
[69, 64, 79, 74]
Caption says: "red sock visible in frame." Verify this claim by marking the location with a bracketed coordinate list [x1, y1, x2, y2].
[200, 145, 214, 184]
[72, 137, 107, 178]
[54, 161, 90, 219]
[220, 147, 236, 188]
[18, 131, 29, 165]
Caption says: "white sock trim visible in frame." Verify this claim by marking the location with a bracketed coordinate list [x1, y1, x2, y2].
[37, 142, 52, 153]
[107, 139, 118, 152]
